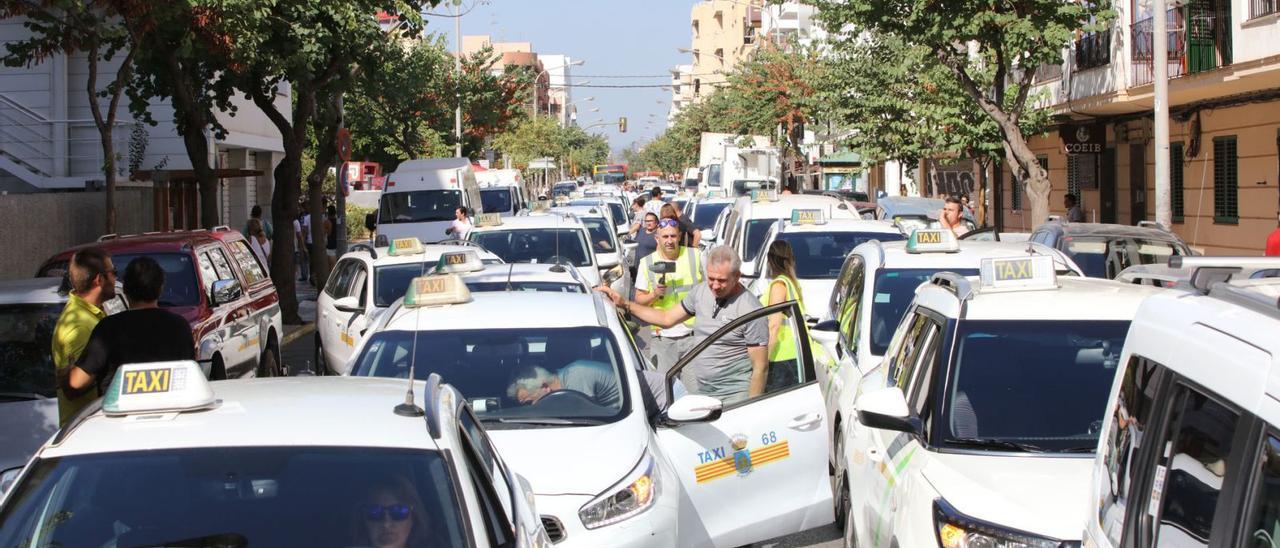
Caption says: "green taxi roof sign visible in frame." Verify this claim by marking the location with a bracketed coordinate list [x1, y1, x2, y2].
[102, 360, 216, 416]
[790, 208, 826, 225]
[434, 250, 485, 274]
[905, 229, 959, 254]
[474, 213, 503, 227]
[388, 237, 424, 256]
[404, 274, 472, 308]
[979, 255, 1057, 291]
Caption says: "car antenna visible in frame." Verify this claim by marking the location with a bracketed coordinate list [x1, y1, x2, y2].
[550, 216, 567, 273]
[394, 248, 432, 417]
[506, 263, 515, 292]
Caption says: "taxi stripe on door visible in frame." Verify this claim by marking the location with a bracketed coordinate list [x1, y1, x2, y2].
[694, 440, 791, 483]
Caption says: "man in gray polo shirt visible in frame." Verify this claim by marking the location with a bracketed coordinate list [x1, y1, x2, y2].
[599, 245, 768, 404]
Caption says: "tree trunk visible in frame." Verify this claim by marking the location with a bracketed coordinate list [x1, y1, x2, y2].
[269, 145, 304, 324]
[975, 157, 989, 227]
[164, 49, 220, 228]
[86, 40, 134, 234]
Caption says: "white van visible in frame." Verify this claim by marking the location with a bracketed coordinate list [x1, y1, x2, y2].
[374, 158, 482, 244]
[477, 168, 528, 217]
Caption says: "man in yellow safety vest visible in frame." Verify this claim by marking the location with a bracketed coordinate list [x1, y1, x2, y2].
[633, 220, 702, 379]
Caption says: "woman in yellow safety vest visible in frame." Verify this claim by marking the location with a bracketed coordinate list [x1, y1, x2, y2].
[760, 240, 804, 391]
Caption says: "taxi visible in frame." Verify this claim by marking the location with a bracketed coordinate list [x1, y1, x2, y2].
[1085, 258, 1280, 547]
[0, 361, 549, 547]
[838, 254, 1163, 547]
[468, 210, 604, 287]
[315, 238, 502, 375]
[549, 205, 627, 282]
[718, 191, 862, 278]
[685, 196, 735, 246]
[347, 273, 835, 547]
[747, 210, 903, 322]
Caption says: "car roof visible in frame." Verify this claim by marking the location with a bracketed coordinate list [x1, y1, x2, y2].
[860, 240, 1075, 270]
[463, 263, 587, 287]
[0, 278, 65, 305]
[43, 229, 234, 266]
[472, 213, 586, 230]
[393, 158, 470, 172]
[1043, 221, 1183, 241]
[735, 194, 858, 218]
[384, 291, 605, 332]
[692, 197, 737, 206]
[343, 244, 502, 268]
[551, 205, 608, 219]
[778, 219, 900, 234]
[42, 377, 441, 458]
[915, 276, 1164, 321]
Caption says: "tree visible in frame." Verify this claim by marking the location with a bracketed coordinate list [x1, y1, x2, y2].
[815, 0, 1109, 225]
[1, 0, 136, 232]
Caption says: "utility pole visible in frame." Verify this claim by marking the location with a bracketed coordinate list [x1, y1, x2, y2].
[336, 93, 348, 255]
[454, 0, 463, 158]
[1153, 0, 1171, 227]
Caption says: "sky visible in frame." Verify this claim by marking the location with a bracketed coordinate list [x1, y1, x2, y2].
[429, 0, 693, 156]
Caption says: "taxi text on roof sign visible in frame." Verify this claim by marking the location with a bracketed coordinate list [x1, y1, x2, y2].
[102, 360, 216, 416]
[434, 250, 485, 274]
[474, 212, 503, 227]
[790, 209, 826, 225]
[979, 255, 1057, 291]
[751, 190, 779, 202]
[905, 228, 959, 254]
[388, 237, 424, 256]
[404, 274, 472, 307]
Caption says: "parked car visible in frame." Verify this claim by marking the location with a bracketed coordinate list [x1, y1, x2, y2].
[37, 227, 283, 380]
[1028, 219, 1193, 278]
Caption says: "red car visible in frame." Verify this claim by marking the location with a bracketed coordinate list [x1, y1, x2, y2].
[37, 227, 284, 380]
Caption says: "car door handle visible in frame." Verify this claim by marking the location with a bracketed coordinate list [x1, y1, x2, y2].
[787, 412, 822, 431]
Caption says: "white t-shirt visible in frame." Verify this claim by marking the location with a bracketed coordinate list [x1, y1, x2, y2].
[250, 237, 271, 272]
[300, 214, 312, 244]
[448, 218, 473, 239]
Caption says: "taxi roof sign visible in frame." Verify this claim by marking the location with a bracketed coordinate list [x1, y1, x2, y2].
[404, 274, 472, 308]
[388, 237, 424, 256]
[751, 190, 779, 202]
[790, 209, 826, 225]
[474, 212, 503, 227]
[102, 360, 216, 416]
[434, 250, 485, 274]
[979, 255, 1057, 291]
[905, 228, 959, 254]
[529, 200, 551, 212]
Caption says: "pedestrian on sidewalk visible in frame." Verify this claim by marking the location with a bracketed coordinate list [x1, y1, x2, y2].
[247, 218, 271, 272]
[62, 256, 195, 400]
[324, 204, 338, 271]
[294, 207, 310, 283]
[52, 247, 115, 425]
[244, 205, 273, 240]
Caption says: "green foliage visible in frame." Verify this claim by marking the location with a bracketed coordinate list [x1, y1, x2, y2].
[346, 203, 375, 241]
[492, 116, 609, 178]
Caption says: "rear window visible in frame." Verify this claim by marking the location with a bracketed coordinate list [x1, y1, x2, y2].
[480, 189, 513, 214]
[379, 190, 462, 223]
[114, 253, 201, 307]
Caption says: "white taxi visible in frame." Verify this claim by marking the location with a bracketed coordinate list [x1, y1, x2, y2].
[686, 196, 735, 246]
[550, 205, 627, 282]
[315, 238, 502, 375]
[468, 210, 604, 287]
[1085, 258, 1280, 548]
[719, 191, 862, 278]
[348, 274, 834, 547]
[0, 360, 549, 547]
[747, 210, 904, 322]
[839, 254, 1163, 547]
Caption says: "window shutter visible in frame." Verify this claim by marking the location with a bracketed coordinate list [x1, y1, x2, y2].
[1212, 136, 1238, 223]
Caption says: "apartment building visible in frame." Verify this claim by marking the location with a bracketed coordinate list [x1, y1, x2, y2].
[668, 64, 695, 127]
[994, 0, 1280, 254]
[538, 54, 577, 127]
[461, 35, 551, 117]
[686, 0, 760, 102]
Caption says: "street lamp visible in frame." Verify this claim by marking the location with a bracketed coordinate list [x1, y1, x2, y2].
[533, 59, 585, 117]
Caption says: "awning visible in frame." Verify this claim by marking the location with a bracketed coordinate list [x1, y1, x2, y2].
[132, 169, 264, 183]
[818, 151, 864, 166]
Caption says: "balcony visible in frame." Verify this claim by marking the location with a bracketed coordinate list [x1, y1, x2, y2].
[1074, 30, 1110, 71]
[1131, 0, 1233, 87]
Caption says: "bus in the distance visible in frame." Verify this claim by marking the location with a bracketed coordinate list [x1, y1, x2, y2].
[592, 164, 627, 185]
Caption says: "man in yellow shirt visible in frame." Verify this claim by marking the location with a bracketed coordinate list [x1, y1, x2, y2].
[51, 247, 116, 424]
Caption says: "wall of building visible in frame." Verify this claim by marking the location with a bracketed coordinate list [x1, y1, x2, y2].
[689, 0, 757, 100]
[0, 187, 155, 280]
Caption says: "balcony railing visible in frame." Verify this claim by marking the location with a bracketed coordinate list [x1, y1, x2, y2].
[1251, 0, 1278, 19]
[1075, 30, 1111, 70]
[1131, 0, 1233, 87]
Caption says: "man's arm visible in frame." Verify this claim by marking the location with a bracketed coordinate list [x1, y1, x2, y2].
[63, 324, 110, 397]
[596, 286, 690, 328]
[747, 345, 769, 397]
[632, 269, 664, 306]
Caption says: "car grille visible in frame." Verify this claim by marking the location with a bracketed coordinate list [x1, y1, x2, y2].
[541, 515, 566, 543]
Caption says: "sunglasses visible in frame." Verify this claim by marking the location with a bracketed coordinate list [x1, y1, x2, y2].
[362, 503, 412, 522]
[658, 219, 679, 228]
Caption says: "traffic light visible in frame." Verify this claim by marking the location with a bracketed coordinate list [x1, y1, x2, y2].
[619, 117, 627, 133]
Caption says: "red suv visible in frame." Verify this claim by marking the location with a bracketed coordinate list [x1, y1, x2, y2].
[37, 226, 284, 379]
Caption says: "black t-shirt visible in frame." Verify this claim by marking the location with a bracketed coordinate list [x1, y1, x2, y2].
[78, 308, 195, 394]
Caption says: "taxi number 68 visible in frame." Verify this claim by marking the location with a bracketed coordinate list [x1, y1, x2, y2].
[760, 431, 777, 445]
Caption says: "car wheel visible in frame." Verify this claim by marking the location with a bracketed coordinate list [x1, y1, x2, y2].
[832, 427, 847, 529]
[840, 471, 855, 547]
[313, 334, 327, 376]
[258, 339, 280, 378]
[210, 355, 227, 381]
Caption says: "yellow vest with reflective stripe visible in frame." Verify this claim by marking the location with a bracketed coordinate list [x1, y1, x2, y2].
[760, 275, 804, 362]
[643, 247, 701, 330]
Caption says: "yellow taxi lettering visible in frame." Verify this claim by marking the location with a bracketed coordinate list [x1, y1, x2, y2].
[916, 231, 942, 244]
[124, 369, 171, 394]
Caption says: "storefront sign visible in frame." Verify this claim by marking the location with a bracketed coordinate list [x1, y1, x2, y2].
[1060, 124, 1105, 155]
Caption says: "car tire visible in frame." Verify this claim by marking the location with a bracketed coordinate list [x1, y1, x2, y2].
[210, 355, 227, 381]
[839, 471, 855, 547]
[832, 427, 847, 530]
[258, 337, 280, 378]
[313, 334, 327, 376]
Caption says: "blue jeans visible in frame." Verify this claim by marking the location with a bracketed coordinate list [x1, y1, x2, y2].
[295, 250, 309, 281]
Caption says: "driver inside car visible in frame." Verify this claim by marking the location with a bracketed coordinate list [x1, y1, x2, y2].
[507, 362, 621, 408]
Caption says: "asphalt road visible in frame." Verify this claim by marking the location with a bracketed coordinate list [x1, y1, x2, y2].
[280, 333, 843, 547]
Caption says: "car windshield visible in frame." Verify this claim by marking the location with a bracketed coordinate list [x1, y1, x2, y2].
[472, 229, 593, 268]
[942, 320, 1130, 453]
[0, 303, 62, 399]
[778, 231, 905, 279]
[373, 260, 504, 307]
[378, 190, 462, 223]
[1064, 236, 1183, 278]
[480, 188, 513, 214]
[0, 447, 467, 547]
[692, 203, 730, 230]
[114, 253, 200, 307]
[352, 327, 627, 426]
[744, 219, 780, 264]
[580, 218, 617, 254]
[466, 281, 584, 293]
[870, 268, 979, 356]
[552, 183, 577, 197]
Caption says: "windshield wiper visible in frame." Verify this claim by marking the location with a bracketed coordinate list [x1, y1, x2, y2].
[0, 392, 50, 402]
[136, 532, 248, 547]
[483, 417, 605, 426]
[946, 437, 1049, 453]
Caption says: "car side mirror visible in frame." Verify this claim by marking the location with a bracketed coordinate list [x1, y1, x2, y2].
[812, 319, 838, 332]
[210, 279, 243, 307]
[333, 295, 362, 314]
[364, 212, 377, 232]
[855, 387, 920, 435]
[663, 395, 723, 424]
[740, 260, 758, 278]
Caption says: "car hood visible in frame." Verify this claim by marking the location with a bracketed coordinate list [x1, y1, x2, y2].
[923, 451, 1093, 541]
[0, 398, 58, 470]
[488, 418, 645, 496]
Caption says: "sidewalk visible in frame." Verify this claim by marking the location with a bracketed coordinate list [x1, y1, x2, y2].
[281, 281, 319, 348]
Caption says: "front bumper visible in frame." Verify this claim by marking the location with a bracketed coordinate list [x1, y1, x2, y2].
[533, 492, 678, 547]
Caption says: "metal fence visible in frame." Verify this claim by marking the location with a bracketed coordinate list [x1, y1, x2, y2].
[1131, 0, 1233, 86]
[1252, 0, 1278, 19]
[1075, 31, 1111, 70]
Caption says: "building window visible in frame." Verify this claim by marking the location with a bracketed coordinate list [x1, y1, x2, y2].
[1067, 155, 1081, 199]
[1171, 142, 1185, 222]
[1212, 136, 1238, 224]
[1252, 0, 1278, 18]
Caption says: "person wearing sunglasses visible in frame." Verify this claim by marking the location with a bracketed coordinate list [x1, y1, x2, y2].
[354, 476, 431, 548]
[660, 202, 700, 248]
[52, 247, 117, 425]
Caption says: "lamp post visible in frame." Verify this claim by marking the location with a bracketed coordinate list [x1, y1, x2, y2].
[533, 59, 585, 118]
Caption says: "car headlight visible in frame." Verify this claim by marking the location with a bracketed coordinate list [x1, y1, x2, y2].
[934, 498, 1076, 548]
[0, 467, 21, 495]
[578, 452, 659, 529]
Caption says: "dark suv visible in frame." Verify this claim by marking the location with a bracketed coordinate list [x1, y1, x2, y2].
[37, 227, 283, 379]
[1028, 220, 1193, 279]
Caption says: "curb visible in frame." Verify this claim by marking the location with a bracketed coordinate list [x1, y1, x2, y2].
[281, 323, 316, 347]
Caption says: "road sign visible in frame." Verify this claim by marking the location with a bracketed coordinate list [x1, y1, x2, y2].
[336, 128, 352, 162]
